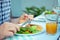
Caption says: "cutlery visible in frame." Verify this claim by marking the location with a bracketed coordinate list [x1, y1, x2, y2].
[20, 19, 31, 27]
[20, 18, 46, 27]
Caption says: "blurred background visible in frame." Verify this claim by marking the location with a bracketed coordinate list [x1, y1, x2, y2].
[11, 0, 59, 17]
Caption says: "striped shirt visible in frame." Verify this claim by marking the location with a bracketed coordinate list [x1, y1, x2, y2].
[0, 0, 11, 25]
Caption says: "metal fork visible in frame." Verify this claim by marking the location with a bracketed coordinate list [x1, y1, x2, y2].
[20, 19, 31, 27]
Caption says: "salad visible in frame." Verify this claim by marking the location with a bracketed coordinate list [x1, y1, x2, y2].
[45, 11, 56, 15]
[16, 24, 43, 34]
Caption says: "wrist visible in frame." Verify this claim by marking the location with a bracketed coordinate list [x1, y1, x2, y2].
[0, 25, 5, 40]
[0, 35, 5, 40]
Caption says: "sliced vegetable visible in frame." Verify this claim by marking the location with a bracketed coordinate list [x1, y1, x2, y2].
[45, 11, 56, 15]
[16, 24, 42, 34]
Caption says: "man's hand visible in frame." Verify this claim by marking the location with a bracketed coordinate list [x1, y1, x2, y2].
[0, 22, 20, 39]
[19, 14, 34, 23]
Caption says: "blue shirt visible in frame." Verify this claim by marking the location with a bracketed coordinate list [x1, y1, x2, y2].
[0, 0, 11, 25]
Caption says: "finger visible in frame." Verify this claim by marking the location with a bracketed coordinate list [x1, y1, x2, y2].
[8, 27, 17, 34]
[14, 25, 20, 31]
[9, 30, 15, 34]
[6, 32, 14, 37]
[9, 23, 20, 31]
[21, 13, 28, 17]
[6, 23, 19, 32]
[20, 14, 28, 20]
[24, 14, 28, 17]
[28, 16, 33, 20]
[23, 14, 28, 19]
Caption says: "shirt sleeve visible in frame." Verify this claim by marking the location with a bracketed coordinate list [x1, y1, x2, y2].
[0, 0, 11, 25]
[0, 1, 3, 25]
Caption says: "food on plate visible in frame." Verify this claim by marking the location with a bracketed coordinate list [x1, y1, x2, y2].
[16, 24, 43, 34]
[45, 11, 56, 15]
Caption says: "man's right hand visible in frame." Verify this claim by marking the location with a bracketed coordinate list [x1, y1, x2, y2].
[0, 22, 20, 39]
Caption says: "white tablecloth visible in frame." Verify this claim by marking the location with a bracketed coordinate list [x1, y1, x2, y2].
[5, 15, 60, 40]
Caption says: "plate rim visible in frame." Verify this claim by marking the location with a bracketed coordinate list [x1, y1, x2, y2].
[15, 24, 45, 36]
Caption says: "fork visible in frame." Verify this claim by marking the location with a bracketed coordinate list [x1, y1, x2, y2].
[20, 19, 31, 27]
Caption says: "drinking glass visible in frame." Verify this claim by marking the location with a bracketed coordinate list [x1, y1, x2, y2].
[45, 14, 58, 34]
[53, 6, 60, 32]
[46, 21, 57, 34]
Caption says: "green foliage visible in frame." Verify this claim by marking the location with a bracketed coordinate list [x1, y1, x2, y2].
[24, 6, 46, 17]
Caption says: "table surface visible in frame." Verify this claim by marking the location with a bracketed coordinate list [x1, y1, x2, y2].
[5, 15, 60, 40]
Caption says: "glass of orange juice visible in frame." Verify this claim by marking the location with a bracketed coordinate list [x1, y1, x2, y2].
[45, 14, 58, 34]
[46, 22, 57, 34]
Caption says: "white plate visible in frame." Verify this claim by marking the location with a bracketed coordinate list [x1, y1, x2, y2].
[45, 14, 58, 21]
[15, 22, 45, 36]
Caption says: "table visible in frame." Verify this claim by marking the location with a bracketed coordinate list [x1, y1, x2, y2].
[5, 15, 60, 40]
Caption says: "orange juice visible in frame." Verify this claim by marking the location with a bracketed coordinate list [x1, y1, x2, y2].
[46, 22, 57, 34]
